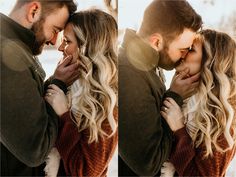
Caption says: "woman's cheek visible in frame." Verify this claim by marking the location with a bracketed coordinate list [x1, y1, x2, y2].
[71, 50, 78, 61]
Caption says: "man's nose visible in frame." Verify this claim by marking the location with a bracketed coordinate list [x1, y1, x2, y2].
[181, 50, 188, 58]
[49, 33, 58, 45]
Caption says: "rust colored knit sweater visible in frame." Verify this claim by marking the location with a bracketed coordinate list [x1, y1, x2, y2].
[170, 98, 236, 177]
[55, 108, 118, 177]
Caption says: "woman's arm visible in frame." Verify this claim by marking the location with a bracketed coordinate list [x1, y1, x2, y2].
[170, 127, 236, 176]
[161, 97, 236, 176]
[55, 111, 118, 177]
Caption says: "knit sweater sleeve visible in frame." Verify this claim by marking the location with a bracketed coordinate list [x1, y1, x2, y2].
[170, 127, 236, 176]
[55, 109, 118, 177]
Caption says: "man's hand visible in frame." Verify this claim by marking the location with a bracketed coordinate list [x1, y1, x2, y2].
[170, 68, 200, 100]
[53, 55, 80, 87]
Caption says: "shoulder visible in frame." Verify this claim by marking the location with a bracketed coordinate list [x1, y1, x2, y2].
[1, 39, 33, 72]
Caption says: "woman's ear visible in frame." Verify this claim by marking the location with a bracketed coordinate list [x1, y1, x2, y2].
[149, 33, 164, 51]
[26, 1, 41, 24]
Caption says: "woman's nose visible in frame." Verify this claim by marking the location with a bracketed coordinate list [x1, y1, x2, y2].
[58, 43, 64, 52]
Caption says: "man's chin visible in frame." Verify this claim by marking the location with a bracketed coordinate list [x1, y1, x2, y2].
[159, 64, 175, 71]
[33, 45, 44, 55]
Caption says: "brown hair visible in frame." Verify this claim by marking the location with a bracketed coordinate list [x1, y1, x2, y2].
[139, 0, 202, 42]
[14, 0, 77, 16]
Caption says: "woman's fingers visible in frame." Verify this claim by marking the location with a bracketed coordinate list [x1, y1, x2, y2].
[163, 99, 172, 108]
[44, 94, 52, 103]
[160, 110, 167, 119]
[46, 89, 58, 95]
[165, 97, 179, 107]
[48, 84, 63, 93]
[161, 106, 166, 112]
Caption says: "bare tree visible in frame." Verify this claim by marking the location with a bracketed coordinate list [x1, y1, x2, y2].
[104, 0, 118, 22]
[203, 0, 215, 5]
[218, 11, 236, 39]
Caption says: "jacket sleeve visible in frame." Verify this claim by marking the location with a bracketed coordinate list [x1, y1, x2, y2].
[118, 65, 172, 176]
[44, 76, 68, 94]
[170, 127, 236, 176]
[1, 41, 58, 167]
[55, 111, 118, 176]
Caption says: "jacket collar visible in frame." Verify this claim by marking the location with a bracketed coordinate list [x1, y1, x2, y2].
[1, 13, 46, 80]
[121, 29, 160, 71]
[0, 13, 36, 54]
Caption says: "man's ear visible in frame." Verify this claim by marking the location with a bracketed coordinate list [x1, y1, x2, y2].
[149, 33, 164, 51]
[26, 1, 41, 24]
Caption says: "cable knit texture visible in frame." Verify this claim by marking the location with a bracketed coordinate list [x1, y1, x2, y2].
[170, 97, 236, 177]
[55, 107, 118, 177]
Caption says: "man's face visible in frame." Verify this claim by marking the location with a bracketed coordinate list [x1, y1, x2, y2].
[175, 38, 202, 76]
[31, 6, 69, 55]
[158, 28, 196, 70]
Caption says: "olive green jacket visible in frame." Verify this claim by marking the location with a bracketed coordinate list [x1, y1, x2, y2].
[118, 29, 183, 176]
[1, 13, 58, 176]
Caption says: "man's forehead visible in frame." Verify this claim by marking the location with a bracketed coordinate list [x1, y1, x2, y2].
[45, 6, 70, 30]
[175, 30, 196, 48]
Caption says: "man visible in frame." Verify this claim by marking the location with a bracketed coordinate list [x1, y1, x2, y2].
[0, 0, 77, 175]
[118, 0, 202, 176]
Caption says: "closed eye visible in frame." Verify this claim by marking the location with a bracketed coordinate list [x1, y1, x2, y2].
[174, 58, 184, 67]
[188, 47, 195, 52]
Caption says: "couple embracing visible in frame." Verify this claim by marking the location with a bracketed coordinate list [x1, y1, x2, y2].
[119, 0, 236, 176]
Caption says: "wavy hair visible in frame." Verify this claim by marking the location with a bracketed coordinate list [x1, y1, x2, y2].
[185, 29, 236, 157]
[67, 9, 118, 143]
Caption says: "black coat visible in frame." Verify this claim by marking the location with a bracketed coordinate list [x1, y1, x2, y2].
[118, 29, 182, 176]
[0, 13, 58, 176]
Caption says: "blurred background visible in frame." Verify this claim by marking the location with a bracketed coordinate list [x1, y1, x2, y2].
[119, 0, 236, 87]
[1, 0, 236, 176]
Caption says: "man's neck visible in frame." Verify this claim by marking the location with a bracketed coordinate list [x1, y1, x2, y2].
[9, 11, 31, 29]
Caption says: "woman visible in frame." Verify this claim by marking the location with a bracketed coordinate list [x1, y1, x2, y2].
[161, 29, 236, 177]
[44, 9, 118, 177]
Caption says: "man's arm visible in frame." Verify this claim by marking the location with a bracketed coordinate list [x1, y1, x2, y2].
[169, 68, 200, 100]
[119, 65, 172, 176]
[44, 56, 79, 94]
[1, 42, 58, 167]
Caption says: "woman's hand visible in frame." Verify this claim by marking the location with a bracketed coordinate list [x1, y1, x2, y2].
[45, 84, 69, 116]
[161, 97, 184, 132]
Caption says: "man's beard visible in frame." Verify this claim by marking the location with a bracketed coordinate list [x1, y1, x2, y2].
[31, 18, 46, 55]
[158, 45, 176, 71]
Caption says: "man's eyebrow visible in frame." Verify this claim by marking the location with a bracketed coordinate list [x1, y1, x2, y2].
[179, 46, 192, 50]
[54, 25, 63, 31]
[179, 47, 190, 50]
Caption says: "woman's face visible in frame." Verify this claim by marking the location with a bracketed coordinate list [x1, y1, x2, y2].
[58, 23, 79, 63]
[175, 38, 203, 76]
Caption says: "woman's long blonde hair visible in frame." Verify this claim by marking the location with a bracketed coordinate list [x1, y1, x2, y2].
[67, 9, 118, 143]
[185, 29, 236, 157]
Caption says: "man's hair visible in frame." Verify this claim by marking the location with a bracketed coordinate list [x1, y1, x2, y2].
[14, 0, 77, 16]
[139, 0, 202, 42]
